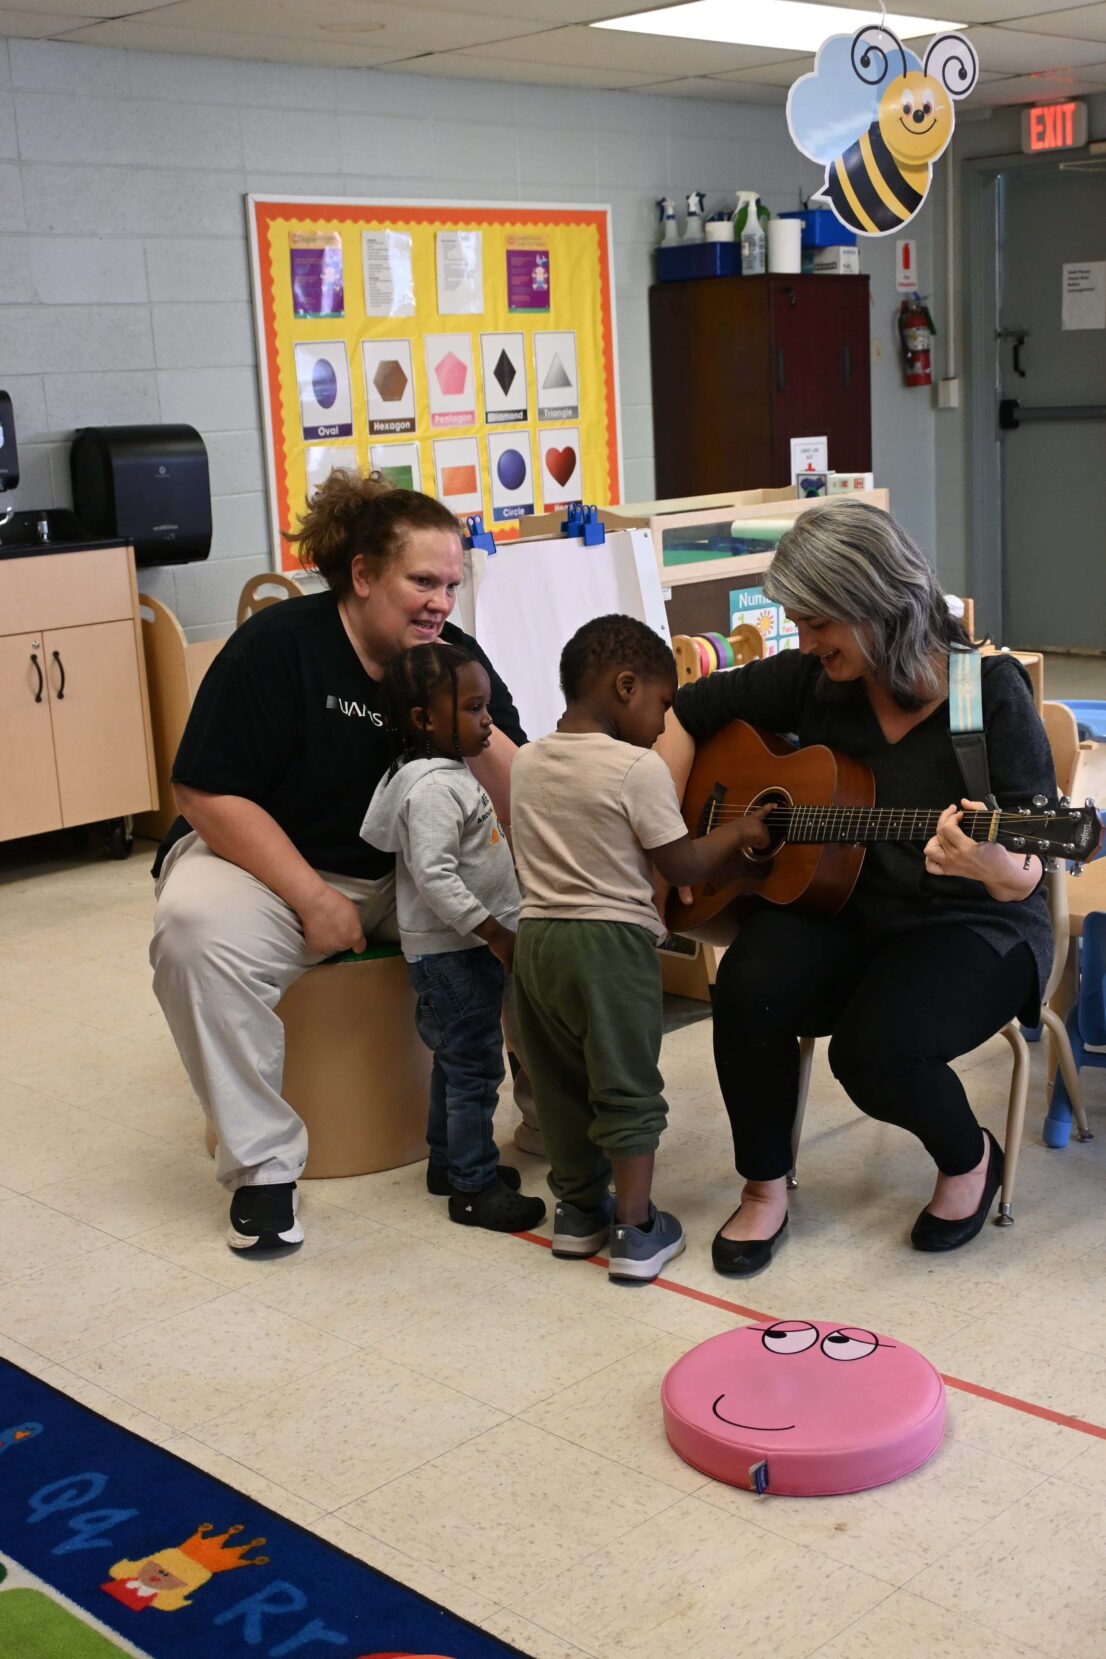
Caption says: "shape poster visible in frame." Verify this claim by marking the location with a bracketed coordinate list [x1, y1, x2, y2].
[370, 440, 422, 491]
[293, 342, 353, 441]
[487, 431, 535, 522]
[248, 197, 621, 571]
[534, 330, 579, 420]
[539, 425, 582, 512]
[481, 331, 527, 424]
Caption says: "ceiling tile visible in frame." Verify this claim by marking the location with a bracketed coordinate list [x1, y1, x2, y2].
[637, 75, 788, 102]
[712, 57, 813, 88]
[965, 68, 1106, 101]
[374, 0, 690, 15]
[386, 49, 662, 88]
[78, 0, 550, 52]
[802, 0, 1106, 20]
[900, 24, 1106, 72]
[474, 23, 812, 75]
[1012, 4, 1106, 44]
[56, 19, 403, 65]
[0, 8, 102, 36]
[0, 0, 179, 11]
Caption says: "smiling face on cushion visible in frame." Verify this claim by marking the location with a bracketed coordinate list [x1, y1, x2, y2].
[662, 1315, 946, 1496]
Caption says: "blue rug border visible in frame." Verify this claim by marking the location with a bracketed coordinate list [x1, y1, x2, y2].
[0, 1353, 532, 1658]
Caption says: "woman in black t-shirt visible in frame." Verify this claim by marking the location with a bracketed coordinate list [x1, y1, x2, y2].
[150, 472, 528, 1252]
[657, 502, 1056, 1276]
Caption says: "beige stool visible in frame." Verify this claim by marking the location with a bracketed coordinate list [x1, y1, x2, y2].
[205, 948, 432, 1178]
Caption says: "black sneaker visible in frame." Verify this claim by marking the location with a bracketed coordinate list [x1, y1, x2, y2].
[426, 1162, 522, 1197]
[228, 1182, 303, 1252]
[448, 1176, 546, 1233]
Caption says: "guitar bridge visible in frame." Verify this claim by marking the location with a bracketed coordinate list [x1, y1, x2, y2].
[698, 782, 726, 838]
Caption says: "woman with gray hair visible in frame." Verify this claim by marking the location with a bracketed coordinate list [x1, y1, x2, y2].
[659, 502, 1055, 1275]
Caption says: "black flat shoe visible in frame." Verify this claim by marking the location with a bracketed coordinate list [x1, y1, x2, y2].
[911, 1129, 1004, 1253]
[712, 1209, 788, 1277]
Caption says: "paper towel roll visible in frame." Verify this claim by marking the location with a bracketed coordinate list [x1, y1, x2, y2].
[767, 217, 802, 274]
[705, 218, 734, 242]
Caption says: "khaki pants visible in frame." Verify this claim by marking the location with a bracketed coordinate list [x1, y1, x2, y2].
[151, 832, 539, 1188]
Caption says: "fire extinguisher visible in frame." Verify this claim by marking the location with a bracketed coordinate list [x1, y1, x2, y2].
[898, 296, 936, 388]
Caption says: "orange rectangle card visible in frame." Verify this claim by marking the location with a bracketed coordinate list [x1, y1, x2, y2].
[441, 464, 478, 496]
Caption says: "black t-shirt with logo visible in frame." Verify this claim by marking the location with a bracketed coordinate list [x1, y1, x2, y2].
[163, 591, 526, 879]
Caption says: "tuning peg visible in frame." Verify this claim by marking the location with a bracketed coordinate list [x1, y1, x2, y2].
[1033, 794, 1047, 809]
[1018, 805, 1031, 816]
[1060, 795, 1071, 808]
[1012, 836, 1026, 850]
[1039, 840, 1051, 853]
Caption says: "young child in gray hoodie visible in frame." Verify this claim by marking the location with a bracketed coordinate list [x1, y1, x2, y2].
[361, 642, 546, 1234]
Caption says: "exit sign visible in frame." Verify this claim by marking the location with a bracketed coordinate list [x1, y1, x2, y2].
[1021, 100, 1088, 153]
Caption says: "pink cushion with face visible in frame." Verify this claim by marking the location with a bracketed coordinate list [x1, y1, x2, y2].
[662, 1319, 946, 1497]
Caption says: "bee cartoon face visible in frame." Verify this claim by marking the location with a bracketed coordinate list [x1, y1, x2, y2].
[878, 70, 953, 163]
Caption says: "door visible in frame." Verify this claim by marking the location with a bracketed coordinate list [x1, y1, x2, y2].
[771, 277, 871, 482]
[44, 621, 153, 826]
[0, 632, 63, 840]
[999, 166, 1106, 650]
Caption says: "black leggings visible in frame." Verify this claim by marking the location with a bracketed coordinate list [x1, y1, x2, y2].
[712, 909, 1038, 1181]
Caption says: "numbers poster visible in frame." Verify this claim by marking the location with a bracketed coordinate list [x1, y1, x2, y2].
[248, 197, 622, 573]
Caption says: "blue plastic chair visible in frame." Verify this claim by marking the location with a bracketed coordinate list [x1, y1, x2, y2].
[1045, 909, 1106, 1147]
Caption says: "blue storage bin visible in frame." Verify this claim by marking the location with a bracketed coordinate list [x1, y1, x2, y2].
[655, 242, 740, 282]
[1059, 700, 1106, 741]
[779, 209, 857, 249]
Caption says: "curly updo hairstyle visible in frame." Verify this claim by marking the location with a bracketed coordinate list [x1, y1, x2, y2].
[284, 469, 461, 598]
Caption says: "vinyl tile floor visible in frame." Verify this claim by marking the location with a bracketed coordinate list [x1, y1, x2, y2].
[2, 820, 1106, 1659]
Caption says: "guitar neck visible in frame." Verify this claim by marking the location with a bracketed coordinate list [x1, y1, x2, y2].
[782, 807, 1000, 845]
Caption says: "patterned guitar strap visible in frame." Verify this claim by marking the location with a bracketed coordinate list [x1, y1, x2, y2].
[948, 647, 998, 810]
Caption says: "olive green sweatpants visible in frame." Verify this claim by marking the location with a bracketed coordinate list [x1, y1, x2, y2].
[513, 918, 668, 1211]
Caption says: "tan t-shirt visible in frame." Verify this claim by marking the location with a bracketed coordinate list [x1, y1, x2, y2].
[511, 731, 688, 939]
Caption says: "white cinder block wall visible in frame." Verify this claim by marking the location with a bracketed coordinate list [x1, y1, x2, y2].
[0, 37, 935, 639]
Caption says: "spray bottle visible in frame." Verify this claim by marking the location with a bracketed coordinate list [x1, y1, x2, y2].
[734, 191, 767, 275]
[684, 190, 706, 242]
[656, 196, 679, 245]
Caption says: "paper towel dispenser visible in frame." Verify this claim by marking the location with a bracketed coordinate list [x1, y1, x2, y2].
[70, 424, 212, 567]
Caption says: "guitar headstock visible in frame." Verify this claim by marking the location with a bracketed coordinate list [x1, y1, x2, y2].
[997, 799, 1103, 865]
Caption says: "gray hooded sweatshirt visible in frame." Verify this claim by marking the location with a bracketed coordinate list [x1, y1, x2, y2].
[361, 757, 521, 961]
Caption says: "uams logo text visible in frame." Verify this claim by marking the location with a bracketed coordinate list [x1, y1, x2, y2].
[326, 694, 384, 725]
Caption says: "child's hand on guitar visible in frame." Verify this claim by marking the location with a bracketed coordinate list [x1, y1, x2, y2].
[730, 803, 774, 850]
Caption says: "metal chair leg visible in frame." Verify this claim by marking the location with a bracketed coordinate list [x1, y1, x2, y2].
[789, 1037, 816, 1188]
[996, 1021, 1030, 1225]
[1041, 1003, 1094, 1142]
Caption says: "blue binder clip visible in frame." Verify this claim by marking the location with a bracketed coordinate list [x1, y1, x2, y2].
[462, 514, 496, 555]
[560, 502, 606, 545]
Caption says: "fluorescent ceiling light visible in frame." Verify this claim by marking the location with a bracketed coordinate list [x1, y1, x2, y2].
[593, 1, 963, 54]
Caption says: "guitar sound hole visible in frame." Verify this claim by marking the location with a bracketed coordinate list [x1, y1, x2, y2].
[743, 789, 789, 863]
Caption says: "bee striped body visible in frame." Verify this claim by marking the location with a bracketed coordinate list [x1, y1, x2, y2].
[824, 120, 925, 235]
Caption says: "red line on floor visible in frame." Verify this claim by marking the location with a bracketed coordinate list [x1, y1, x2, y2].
[514, 1231, 1106, 1443]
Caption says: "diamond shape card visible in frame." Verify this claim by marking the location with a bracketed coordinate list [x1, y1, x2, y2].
[294, 342, 353, 441]
[539, 426, 582, 512]
[370, 440, 422, 492]
[425, 333, 476, 429]
[533, 331, 579, 420]
[433, 435, 483, 517]
[480, 332, 528, 425]
[487, 432, 535, 524]
[363, 339, 416, 436]
[305, 443, 357, 497]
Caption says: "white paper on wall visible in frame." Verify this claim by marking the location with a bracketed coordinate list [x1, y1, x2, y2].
[467, 528, 668, 740]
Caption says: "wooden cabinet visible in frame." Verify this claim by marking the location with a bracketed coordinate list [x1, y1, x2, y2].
[648, 275, 872, 497]
[0, 545, 157, 845]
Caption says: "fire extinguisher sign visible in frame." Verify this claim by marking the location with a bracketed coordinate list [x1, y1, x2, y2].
[896, 239, 917, 295]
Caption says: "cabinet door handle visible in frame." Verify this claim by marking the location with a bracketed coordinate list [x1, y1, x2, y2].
[30, 651, 44, 703]
[51, 649, 65, 699]
[842, 345, 852, 389]
[777, 348, 785, 392]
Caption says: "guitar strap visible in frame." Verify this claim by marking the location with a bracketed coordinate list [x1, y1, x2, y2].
[948, 648, 996, 807]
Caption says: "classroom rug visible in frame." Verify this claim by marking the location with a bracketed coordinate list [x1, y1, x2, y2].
[0, 1357, 528, 1659]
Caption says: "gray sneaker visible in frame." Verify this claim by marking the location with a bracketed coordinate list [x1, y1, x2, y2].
[608, 1205, 685, 1284]
[552, 1192, 615, 1259]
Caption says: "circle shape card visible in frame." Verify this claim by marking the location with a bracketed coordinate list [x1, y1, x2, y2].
[496, 447, 527, 491]
[662, 1319, 945, 1496]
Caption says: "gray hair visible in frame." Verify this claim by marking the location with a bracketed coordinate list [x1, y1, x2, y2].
[763, 501, 963, 709]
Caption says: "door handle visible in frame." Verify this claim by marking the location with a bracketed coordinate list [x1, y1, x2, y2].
[51, 649, 65, 699]
[30, 651, 43, 703]
[1013, 334, 1027, 378]
[777, 347, 785, 392]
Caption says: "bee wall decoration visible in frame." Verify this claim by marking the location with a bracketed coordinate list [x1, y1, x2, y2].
[787, 27, 979, 237]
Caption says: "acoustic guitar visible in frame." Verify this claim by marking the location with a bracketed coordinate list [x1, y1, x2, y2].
[666, 720, 1102, 939]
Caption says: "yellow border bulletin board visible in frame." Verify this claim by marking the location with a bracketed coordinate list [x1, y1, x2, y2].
[247, 196, 623, 574]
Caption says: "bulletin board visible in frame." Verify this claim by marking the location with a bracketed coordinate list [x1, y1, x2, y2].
[247, 196, 622, 573]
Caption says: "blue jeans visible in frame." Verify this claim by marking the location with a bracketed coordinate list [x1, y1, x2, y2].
[407, 946, 506, 1192]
